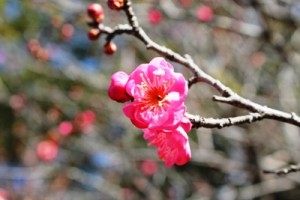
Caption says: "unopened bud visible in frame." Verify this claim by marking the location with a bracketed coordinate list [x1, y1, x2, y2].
[104, 42, 117, 55]
[107, 0, 124, 11]
[108, 71, 131, 103]
[87, 3, 104, 23]
[88, 28, 101, 40]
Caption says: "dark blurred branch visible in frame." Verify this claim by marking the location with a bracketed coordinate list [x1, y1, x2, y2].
[238, 177, 295, 199]
[91, 0, 300, 128]
[264, 164, 300, 175]
[250, 0, 296, 63]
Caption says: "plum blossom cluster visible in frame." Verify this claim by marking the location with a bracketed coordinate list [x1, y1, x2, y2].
[108, 57, 192, 167]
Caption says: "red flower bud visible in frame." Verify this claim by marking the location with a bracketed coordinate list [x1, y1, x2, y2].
[88, 28, 101, 40]
[108, 71, 131, 103]
[87, 3, 104, 23]
[104, 42, 117, 55]
[107, 0, 124, 11]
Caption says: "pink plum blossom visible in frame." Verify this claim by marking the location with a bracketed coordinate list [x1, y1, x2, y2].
[75, 110, 96, 133]
[148, 9, 162, 25]
[58, 121, 73, 136]
[140, 159, 158, 176]
[0, 188, 8, 200]
[108, 57, 192, 166]
[196, 5, 214, 22]
[108, 71, 131, 103]
[143, 117, 192, 167]
[123, 57, 188, 129]
[37, 140, 58, 162]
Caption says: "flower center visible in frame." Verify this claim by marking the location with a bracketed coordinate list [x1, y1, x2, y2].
[138, 72, 173, 111]
[146, 86, 165, 106]
[157, 95, 163, 101]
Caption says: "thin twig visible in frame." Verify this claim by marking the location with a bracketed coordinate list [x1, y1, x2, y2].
[185, 112, 265, 129]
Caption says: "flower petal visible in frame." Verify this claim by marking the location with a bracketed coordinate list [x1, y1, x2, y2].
[143, 117, 192, 167]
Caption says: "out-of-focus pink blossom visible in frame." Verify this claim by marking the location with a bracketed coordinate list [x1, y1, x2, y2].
[178, 0, 193, 8]
[9, 93, 26, 111]
[58, 121, 73, 136]
[37, 140, 58, 162]
[75, 110, 96, 125]
[0, 188, 7, 200]
[123, 57, 188, 129]
[81, 110, 96, 124]
[61, 23, 74, 41]
[196, 5, 214, 22]
[122, 188, 135, 200]
[143, 117, 192, 167]
[148, 9, 162, 25]
[108, 71, 131, 103]
[75, 110, 96, 133]
[140, 159, 158, 176]
[251, 51, 266, 68]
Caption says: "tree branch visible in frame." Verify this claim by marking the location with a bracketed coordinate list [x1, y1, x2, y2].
[185, 112, 265, 129]
[91, 0, 300, 128]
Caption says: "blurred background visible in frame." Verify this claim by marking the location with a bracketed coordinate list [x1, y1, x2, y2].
[1, 0, 300, 199]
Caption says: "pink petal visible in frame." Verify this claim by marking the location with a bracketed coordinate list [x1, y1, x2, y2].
[149, 57, 174, 70]
[131, 118, 148, 129]
[166, 92, 180, 102]
[168, 74, 188, 98]
[143, 117, 192, 167]
[160, 106, 186, 130]
[123, 104, 135, 118]
[180, 117, 192, 133]
[125, 79, 136, 97]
